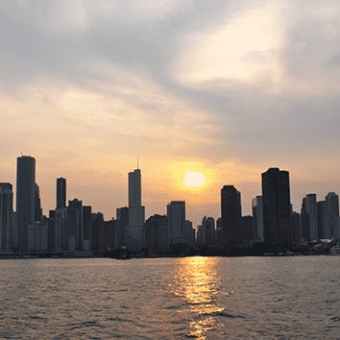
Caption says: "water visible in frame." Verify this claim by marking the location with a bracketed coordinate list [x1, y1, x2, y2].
[0, 256, 339, 339]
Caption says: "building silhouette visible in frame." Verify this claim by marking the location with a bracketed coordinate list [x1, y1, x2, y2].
[0, 183, 13, 250]
[240, 215, 255, 242]
[262, 168, 291, 247]
[197, 217, 215, 247]
[56, 177, 66, 209]
[16, 156, 36, 252]
[301, 194, 318, 241]
[145, 214, 168, 255]
[34, 183, 42, 222]
[167, 201, 186, 245]
[220, 185, 242, 244]
[325, 193, 339, 239]
[126, 169, 145, 252]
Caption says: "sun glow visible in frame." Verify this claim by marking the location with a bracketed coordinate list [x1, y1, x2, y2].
[183, 171, 206, 189]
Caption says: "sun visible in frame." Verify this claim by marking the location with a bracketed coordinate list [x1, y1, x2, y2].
[183, 171, 206, 189]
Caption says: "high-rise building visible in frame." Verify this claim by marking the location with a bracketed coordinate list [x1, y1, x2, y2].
[325, 193, 339, 239]
[317, 200, 328, 239]
[145, 214, 169, 255]
[116, 207, 129, 249]
[34, 183, 42, 221]
[262, 168, 291, 247]
[301, 194, 318, 241]
[0, 183, 13, 250]
[240, 215, 256, 242]
[126, 169, 145, 252]
[197, 217, 215, 246]
[67, 199, 83, 251]
[83, 205, 92, 251]
[221, 185, 242, 244]
[167, 201, 186, 245]
[290, 211, 302, 245]
[252, 196, 264, 241]
[16, 155, 36, 252]
[56, 178, 66, 209]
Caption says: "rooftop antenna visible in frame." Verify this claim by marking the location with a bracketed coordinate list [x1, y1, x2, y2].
[137, 155, 140, 170]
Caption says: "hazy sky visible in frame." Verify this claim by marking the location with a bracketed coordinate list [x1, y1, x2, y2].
[1, 1, 340, 224]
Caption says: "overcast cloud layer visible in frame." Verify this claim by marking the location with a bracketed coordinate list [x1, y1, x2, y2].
[1, 0, 340, 223]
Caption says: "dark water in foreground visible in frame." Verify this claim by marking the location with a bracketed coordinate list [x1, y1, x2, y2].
[0, 257, 339, 339]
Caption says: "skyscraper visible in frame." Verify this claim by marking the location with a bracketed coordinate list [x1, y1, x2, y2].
[34, 183, 42, 221]
[220, 185, 242, 244]
[16, 156, 36, 252]
[301, 194, 318, 241]
[126, 169, 145, 251]
[262, 168, 291, 247]
[325, 192, 339, 239]
[56, 177, 66, 209]
[167, 201, 186, 245]
[0, 183, 13, 250]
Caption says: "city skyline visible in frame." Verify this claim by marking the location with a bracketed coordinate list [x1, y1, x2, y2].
[1, 154, 340, 225]
[1, 154, 339, 256]
[1, 1, 340, 225]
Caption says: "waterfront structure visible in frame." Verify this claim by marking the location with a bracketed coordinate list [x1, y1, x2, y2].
[220, 185, 242, 244]
[262, 168, 291, 247]
[0, 183, 13, 250]
[301, 194, 318, 241]
[56, 177, 66, 209]
[16, 156, 36, 252]
[252, 196, 264, 241]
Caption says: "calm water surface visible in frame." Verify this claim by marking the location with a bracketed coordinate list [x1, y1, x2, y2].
[0, 256, 339, 339]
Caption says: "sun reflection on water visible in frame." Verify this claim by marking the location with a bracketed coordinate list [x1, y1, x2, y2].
[170, 257, 223, 339]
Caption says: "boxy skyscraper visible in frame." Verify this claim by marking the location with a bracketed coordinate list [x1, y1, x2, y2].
[262, 168, 291, 247]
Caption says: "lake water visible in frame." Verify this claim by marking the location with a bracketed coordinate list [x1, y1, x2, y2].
[0, 256, 339, 339]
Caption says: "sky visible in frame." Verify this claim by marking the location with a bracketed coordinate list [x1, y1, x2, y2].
[1, 0, 340, 224]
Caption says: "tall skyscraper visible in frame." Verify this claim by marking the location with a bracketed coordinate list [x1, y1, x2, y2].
[16, 156, 36, 252]
[252, 195, 264, 241]
[126, 169, 145, 251]
[167, 201, 186, 245]
[0, 183, 13, 250]
[262, 168, 291, 247]
[325, 192, 339, 239]
[317, 200, 328, 239]
[301, 194, 318, 241]
[221, 185, 242, 244]
[56, 177, 66, 209]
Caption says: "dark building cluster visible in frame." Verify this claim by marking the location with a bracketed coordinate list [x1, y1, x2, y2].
[0, 157, 339, 257]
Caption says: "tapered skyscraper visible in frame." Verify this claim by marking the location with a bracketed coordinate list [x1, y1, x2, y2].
[126, 168, 145, 251]
[262, 168, 291, 247]
[16, 156, 36, 252]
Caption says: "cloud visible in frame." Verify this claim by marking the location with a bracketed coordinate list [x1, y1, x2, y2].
[1, 0, 340, 221]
